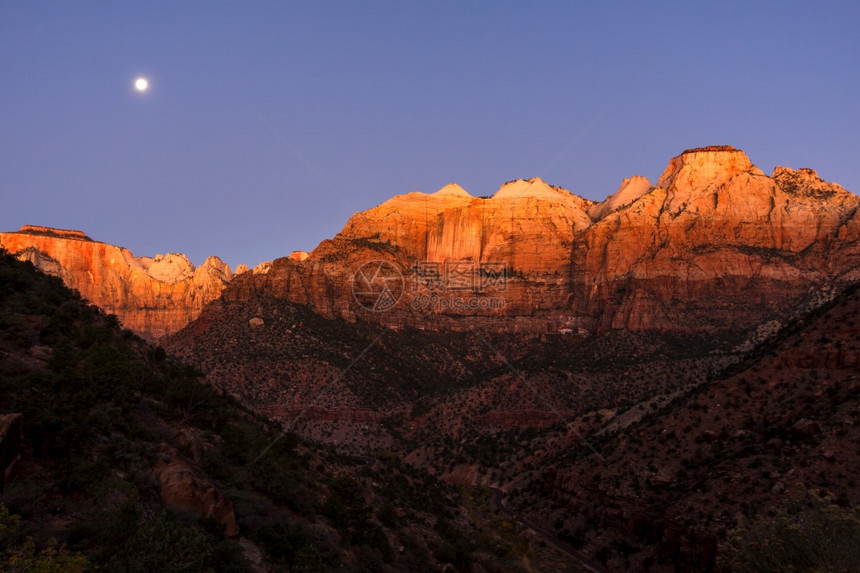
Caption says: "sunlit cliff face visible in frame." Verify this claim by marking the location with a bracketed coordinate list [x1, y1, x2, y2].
[0, 227, 232, 340]
[3, 147, 859, 337]
[213, 147, 858, 335]
[339, 176, 592, 275]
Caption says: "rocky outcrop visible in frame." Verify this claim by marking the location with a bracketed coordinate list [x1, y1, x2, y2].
[14, 225, 92, 240]
[339, 177, 593, 275]
[570, 146, 860, 332]
[7, 147, 859, 338]
[225, 177, 597, 332]
[588, 176, 653, 221]
[152, 445, 239, 537]
[0, 227, 232, 339]
[223, 147, 860, 336]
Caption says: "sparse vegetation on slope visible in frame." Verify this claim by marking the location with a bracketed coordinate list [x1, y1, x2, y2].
[510, 284, 860, 571]
[0, 251, 546, 572]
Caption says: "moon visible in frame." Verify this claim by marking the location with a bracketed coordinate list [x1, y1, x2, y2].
[134, 77, 149, 92]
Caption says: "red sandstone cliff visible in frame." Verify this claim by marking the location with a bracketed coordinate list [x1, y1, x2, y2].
[571, 147, 860, 332]
[0, 225, 232, 339]
[338, 178, 594, 275]
[226, 147, 860, 335]
[223, 177, 600, 331]
[6, 147, 859, 337]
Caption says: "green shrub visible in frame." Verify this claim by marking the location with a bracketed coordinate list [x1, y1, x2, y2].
[0, 504, 89, 572]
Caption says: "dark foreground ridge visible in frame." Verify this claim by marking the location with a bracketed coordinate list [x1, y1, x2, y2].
[0, 250, 570, 571]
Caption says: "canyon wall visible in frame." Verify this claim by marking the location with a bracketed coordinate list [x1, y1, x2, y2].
[227, 146, 860, 335]
[571, 147, 860, 332]
[0, 226, 232, 339]
[5, 147, 859, 338]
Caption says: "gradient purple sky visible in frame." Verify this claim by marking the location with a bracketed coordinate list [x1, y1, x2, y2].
[2, 1, 858, 269]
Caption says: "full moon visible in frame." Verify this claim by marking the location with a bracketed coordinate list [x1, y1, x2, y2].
[134, 77, 149, 92]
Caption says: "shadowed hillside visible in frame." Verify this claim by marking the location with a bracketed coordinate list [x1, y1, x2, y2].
[0, 250, 569, 572]
[509, 284, 860, 570]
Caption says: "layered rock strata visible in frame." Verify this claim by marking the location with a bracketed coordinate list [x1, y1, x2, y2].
[0, 226, 231, 339]
[228, 147, 860, 335]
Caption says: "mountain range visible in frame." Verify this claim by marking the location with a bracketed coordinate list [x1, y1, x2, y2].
[2, 146, 859, 571]
[4, 146, 857, 342]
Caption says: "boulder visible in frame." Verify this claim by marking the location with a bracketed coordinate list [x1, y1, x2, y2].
[152, 445, 239, 537]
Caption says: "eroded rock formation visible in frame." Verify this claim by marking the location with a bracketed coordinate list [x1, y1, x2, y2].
[6, 146, 858, 338]
[227, 146, 860, 335]
[0, 226, 232, 339]
[152, 445, 239, 537]
[571, 146, 860, 332]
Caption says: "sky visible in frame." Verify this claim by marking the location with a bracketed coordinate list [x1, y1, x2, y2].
[2, 1, 859, 269]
